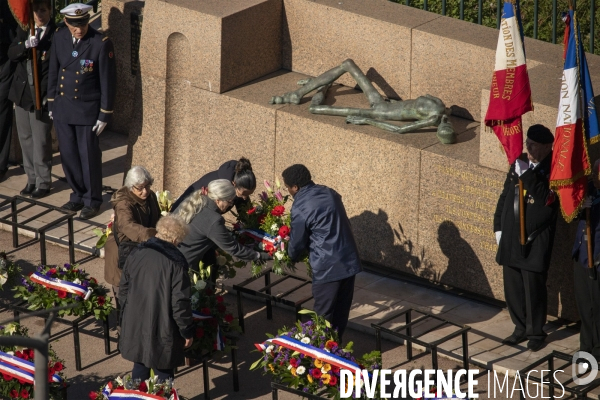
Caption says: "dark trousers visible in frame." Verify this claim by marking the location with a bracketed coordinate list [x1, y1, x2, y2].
[131, 362, 174, 382]
[0, 60, 14, 172]
[54, 121, 102, 208]
[15, 106, 52, 189]
[574, 261, 600, 357]
[503, 265, 548, 340]
[312, 275, 356, 341]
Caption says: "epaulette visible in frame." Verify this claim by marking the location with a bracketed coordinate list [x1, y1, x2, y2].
[102, 36, 109, 41]
[56, 27, 60, 32]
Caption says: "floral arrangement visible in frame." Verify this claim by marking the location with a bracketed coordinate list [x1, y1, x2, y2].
[0, 323, 66, 400]
[92, 214, 114, 249]
[234, 179, 310, 277]
[14, 263, 113, 321]
[197, 249, 247, 281]
[250, 311, 380, 398]
[89, 370, 178, 400]
[187, 272, 240, 355]
[156, 190, 174, 216]
[0, 252, 22, 291]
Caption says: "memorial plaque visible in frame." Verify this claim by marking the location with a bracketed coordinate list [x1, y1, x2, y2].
[130, 12, 143, 76]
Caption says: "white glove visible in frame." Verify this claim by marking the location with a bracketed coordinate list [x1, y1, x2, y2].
[48, 111, 52, 120]
[495, 231, 502, 245]
[583, 196, 593, 209]
[92, 120, 107, 136]
[514, 159, 529, 177]
[25, 36, 39, 49]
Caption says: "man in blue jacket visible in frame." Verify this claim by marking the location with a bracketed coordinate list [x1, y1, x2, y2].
[283, 164, 362, 340]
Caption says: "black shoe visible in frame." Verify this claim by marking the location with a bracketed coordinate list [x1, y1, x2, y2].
[61, 201, 84, 211]
[502, 334, 527, 345]
[79, 206, 100, 220]
[20, 184, 36, 196]
[31, 188, 50, 199]
[527, 339, 546, 352]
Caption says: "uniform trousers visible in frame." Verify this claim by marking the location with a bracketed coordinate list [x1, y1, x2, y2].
[573, 261, 600, 357]
[0, 60, 14, 173]
[503, 265, 548, 340]
[54, 120, 103, 208]
[312, 275, 356, 342]
[131, 362, 174, 382]
[14, 106, 52, 189]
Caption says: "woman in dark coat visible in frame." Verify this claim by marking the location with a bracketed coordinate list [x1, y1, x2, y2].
[119, 214, 194, 381]
[171, 157, 256, 213]
[177, 179, 270, 274]
[8, 0, 55, 198]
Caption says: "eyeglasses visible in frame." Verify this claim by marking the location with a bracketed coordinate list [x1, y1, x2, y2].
[132, 183, 152, 192]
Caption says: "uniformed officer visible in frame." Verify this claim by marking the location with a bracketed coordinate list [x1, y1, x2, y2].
[47, 3, 116, 219]
[0, 1, 18, 180]
[8, 0, 56, 199]
[493, 125, 558, 352]
[572, 159, 600, 358]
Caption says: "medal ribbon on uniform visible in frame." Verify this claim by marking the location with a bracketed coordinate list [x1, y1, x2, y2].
[30, 272, 92, 299]
[0, 351, 62, 384]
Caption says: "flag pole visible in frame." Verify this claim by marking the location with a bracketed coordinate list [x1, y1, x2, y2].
[28, 0, 42, 120]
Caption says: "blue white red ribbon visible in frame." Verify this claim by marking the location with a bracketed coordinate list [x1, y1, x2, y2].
[238, 229, 278, 245]
[30, 272, 92, 300]
[192, 311, 211, 321]
[255, 336, 364, 376]
[192, 312, 226, 350]
[0, 351, 62, 384]
[106, 389, 166, 400]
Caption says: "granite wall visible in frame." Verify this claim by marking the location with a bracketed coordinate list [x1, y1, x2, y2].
[101, 0, 596, 320]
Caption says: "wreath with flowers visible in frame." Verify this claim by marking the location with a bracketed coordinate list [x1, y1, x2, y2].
[89, 370, 179, 400]
[13, 264, 113, 321]
[0, 323, 66, 400]
[0, 252, 22, 291]
[187, 272, 241, 355]
[233, 179, 311, 277]
[250, 311, 380, 398]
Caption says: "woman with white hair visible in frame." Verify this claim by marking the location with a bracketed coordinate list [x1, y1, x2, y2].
[104, 166, 161, 307]
[178, 179, 271, 277]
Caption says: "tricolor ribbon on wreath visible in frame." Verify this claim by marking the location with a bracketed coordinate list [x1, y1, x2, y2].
[192, 311, 225, 351]
[238, 229, 279, 245]
[30, 272, 93, 300]
[254, 336, 366, 376]
[0, 350, 62, 384]
[102, 389, 179, 400]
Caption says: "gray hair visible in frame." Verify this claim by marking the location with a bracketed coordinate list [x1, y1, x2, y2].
[155, 214, 189, 243]
[178, 179, 236, 224]
[124, 166, 154, 189]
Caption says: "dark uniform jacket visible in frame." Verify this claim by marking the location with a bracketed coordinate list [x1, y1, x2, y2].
[47, 26, 115, 125]
[7, 22, 56, 110]
[493, 153, 559, 272]
[572, 182, 600, 269]
[288, 182, 362, 284]
[178, 198, 257, 270]
[171, 160, 250, 213]
[119, 237, 195, 369]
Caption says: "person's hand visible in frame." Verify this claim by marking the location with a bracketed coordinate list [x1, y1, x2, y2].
[48, 111, 53, 120]
[254, 251, 272, 265]
[25, 36, 38, 49]
[495, 231, 502, 245]
[583, 196, 593, 209]
[184, 337, 193, 348]
[514, 159, 529, 177]
[92, 120, 107, 136]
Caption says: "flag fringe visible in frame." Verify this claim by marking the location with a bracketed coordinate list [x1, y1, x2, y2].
[549, 167, 591, 189]
[554, 187, 584, 223]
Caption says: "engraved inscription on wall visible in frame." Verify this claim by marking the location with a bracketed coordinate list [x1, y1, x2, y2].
[430, 165, 504, 254]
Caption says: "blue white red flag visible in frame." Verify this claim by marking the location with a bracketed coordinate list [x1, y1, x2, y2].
[550, 10, 600, 222]
[484, 0, 533, 164]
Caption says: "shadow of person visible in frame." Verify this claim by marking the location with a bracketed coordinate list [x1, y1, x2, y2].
[437, 220, 493, 298]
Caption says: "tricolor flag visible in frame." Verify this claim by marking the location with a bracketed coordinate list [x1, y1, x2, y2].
[484, 0, 533, 165]
[550, 9, 600, 222]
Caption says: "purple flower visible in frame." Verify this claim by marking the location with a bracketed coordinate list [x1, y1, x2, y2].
[63, 263, 71, 269]
[45, 270, 53, 278]
[75, 296, 82, 302]
[26, 285, 34, 293]
[303, 388, 309, 393]
[81, 281, 89, 288]
[260, 192, 269, 202]
[36, 265, 43, 273]
[20, 277, 27, 286]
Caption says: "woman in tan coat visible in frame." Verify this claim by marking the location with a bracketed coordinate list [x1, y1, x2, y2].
[104, 166, 161, 304]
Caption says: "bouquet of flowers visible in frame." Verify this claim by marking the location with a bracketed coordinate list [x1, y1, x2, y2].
[250, 311, 381, 398]
[156, 190, 174, 216]
[14, 263, 113, 321]
[0, 323, 66, 400]
[89, 370, 179, 400]
[234, 179, 310, 277]
[92, 214, 114, 249]
[0, 252, 21, 291]
[187, 272, 240, 355]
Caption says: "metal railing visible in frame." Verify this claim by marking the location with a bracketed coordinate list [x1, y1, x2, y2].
[395, 0, 600, 54]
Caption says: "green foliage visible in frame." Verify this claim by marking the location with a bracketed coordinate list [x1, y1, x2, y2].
[0, 252, 22, 291]
[392, 0, 600, 54]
